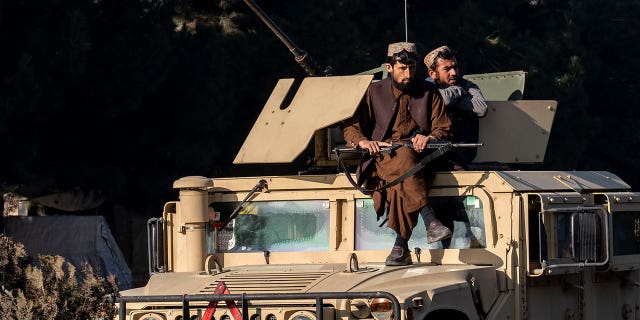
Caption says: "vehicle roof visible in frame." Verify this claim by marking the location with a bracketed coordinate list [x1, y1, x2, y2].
[494, 171, 630, 192]
[176, 170, 630, 194]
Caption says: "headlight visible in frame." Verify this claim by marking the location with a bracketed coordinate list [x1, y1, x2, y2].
[132, 312, 166, 320]
[370, 298, 393, 320]
[349, 299, 371, 319]
[289, 311, 316, 320]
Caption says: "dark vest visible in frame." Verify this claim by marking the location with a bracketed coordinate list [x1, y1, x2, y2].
[368, 77, 437, 141]
[356, 77, 438, 182]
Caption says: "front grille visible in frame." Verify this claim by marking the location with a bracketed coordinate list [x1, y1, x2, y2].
[200, 271, 332, 294]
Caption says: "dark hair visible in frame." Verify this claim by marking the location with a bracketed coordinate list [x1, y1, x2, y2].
[386, 50, 417, 66]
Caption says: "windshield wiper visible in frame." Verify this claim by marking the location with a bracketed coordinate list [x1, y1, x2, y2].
[220, 179, 268, 229]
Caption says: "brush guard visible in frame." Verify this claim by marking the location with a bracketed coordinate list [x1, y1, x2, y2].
[117, 291, 401, 320]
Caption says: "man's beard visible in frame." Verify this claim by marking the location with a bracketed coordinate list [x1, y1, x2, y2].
[392, 78, 413, 92]
[435, 76, 457, 88]
[434, 78, 448, 88]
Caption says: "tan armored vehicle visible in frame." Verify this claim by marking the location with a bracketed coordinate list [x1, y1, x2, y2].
[116, 71, 640, 320]
[116, 1, 639, 319]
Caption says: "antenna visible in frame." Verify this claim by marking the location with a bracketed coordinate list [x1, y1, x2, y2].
[404, 0, 408, 42]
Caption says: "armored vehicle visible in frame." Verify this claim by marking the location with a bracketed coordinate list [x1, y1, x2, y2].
[115, 2, 640, 319]
[116, 69, 640, 320]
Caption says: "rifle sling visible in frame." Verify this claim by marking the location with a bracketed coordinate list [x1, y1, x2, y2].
[336, 144, 452, 195]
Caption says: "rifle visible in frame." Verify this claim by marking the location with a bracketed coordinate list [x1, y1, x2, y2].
[333, 141, 484, 157]
[333, 141, 484, 195]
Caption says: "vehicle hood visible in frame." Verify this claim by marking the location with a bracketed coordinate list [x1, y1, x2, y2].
[122, 262, 498, 313]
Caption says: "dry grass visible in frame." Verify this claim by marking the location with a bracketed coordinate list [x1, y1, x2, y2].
[0, 235, 118, 319]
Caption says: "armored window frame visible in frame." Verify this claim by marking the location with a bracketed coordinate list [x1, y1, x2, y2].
[597, 192, 640, 271]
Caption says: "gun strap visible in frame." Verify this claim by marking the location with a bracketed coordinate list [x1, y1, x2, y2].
[336, 144, 452, 195]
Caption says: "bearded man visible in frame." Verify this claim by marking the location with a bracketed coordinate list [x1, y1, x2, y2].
[343, 42, 452, 266]
[425, 46, 487, 170]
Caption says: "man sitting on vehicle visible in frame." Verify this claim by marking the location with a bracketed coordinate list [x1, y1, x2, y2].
[343, 42, 453, 266]
[425, 46, 487, 170]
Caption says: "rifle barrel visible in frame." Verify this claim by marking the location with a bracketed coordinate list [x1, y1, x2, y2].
[427, 142, 484, 148]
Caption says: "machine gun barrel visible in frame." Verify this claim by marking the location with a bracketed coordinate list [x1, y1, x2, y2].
[333, 141, 484, 156]
[242, 0, 331, 76]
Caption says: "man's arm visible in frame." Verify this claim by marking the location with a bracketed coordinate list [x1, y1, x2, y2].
[438, 85, 466, 106]
[428, 91, 452, 140]
[412, 90, 451, 152]
[343, 90, 372, 148]
[342, 89, 391, 154]
[439, 79, 487, 117]
[464, 81, 487, 117]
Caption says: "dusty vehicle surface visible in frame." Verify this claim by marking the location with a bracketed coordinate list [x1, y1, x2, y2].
[116, 72, 640, 320]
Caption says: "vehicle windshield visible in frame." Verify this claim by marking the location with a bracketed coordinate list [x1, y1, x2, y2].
[355, 196, 487, 250]
[207, 196, 486, 253]
[208, 200, 330, 253]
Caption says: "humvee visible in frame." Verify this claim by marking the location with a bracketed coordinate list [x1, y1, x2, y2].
[115, 1, 640, 319]
[116, 69, 640, 320]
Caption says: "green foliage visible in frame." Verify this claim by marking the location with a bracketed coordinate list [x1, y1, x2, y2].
[0, 236, 118, 319]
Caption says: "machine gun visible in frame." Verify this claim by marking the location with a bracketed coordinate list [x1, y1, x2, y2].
[242, 0, 339, 170]
[242, 0, 332, 77]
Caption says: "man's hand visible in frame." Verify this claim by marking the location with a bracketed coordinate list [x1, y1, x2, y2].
[411, 134, 436, 153]
[358, 140, 392, 155]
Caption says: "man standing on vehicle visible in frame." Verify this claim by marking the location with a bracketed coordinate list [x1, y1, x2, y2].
[343, 42, 452, 266]
[425, 46, 487, 170]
